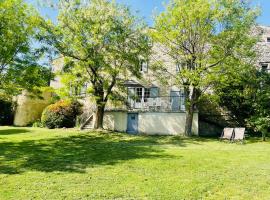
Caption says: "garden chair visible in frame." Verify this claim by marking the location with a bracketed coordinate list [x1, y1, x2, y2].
[220, 128, 234, 141]
[233, 128, 245, 143]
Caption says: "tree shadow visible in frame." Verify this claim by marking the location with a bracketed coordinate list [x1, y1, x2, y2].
[0, 132, 187, 174]
[244, 136, 270, 144]
[0, 128, 30, 135]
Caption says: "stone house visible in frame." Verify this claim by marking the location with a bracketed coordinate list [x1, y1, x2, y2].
[49, 42, 199, 135]
[255, 25, 270, 72]
[13, 25, 270, 135]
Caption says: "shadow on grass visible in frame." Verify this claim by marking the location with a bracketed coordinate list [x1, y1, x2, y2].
[0, 132, 195, 174]
[0, 128, 30, 135]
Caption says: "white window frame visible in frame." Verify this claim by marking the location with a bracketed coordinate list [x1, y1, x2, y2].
[128, 87, 158, 109]
[140, 60, 148, 73]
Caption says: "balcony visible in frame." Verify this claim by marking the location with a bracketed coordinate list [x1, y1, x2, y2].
[127, 96, 185, 112]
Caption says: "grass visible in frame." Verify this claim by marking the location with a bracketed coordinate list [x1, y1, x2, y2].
[0, 127, 270, 199]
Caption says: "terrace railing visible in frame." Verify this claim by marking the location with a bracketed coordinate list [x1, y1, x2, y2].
[127, 96, 185, 112]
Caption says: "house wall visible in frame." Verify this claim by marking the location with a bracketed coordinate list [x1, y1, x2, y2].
[103, 111, 198, 136]
[103, 111, 128, 132]
[50, 57, 64, 89]
[129, 42, 182, 97]
[253, 26, 270, 66]
[138, 112, 198, 135]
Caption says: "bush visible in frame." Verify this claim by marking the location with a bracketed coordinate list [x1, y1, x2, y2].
[0, 99, 15, 125]
[31, 119, 44, 128]
[41, 100, 82, 129]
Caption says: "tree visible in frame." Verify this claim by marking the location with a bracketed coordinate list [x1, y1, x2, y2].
[249, 71, 270, 141]
[40, 0, 149, 129]
[151, 0, 258, 136]
[0, 0, 51, 96]
[212, 61, 258, 127]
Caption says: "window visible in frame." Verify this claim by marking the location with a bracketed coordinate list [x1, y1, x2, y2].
[176, 63, 181, 72]
[140, 60, 148, 72]
[170, 90, 185, 111]
[136, 88, 143, 102]
[267, 37, 270, 42]
[144, 88, 150, 102]
[261, 64, 268, 72]
[129, 87, 158, 104]
[176, 62, 187, 73]
[180, 89, 185, 111]
[80, 84, 88, 96]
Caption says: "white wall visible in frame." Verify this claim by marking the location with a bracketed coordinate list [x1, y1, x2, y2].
[138, 112, 198, 135]
[103, 111, 198, 136]
[103, 111, 128, 132]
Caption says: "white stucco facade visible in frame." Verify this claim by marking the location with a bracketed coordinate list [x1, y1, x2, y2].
[103, 111, 198, 136]
[103, 111, 128, 132]
[138, 112, 198, 135]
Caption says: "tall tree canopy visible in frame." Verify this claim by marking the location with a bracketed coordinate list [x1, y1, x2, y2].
[40, 0, 150, 129]
[249, 71, 270, 141]
[0, 0, 51, 96]
[151, 0, 259, 136]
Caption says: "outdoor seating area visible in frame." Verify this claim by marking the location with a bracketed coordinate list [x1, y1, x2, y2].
[128, 96, 186, 112]
[1, 0, 270, 199]
[220, 128, 246, 143]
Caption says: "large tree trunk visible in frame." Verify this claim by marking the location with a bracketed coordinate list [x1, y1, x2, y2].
[185, 103, 194, 136]
[184, 86, 197, 136]
[94, 104, 105, 129]
[262, 130, 266, 142]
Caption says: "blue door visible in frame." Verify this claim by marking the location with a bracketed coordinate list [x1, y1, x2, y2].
[127, 113, 138, 134]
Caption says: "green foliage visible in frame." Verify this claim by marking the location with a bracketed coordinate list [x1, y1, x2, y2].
[0, 0, 52, 96]
[0, 98, 15, 125]
[249, 72, 270, 140]
[215, 66, 270, 140]
[31, 119, 44, 128]
[151, 0, 259, 135]
[213, 64, 258, 126]
[41, 99, 82, 129]
[39, 0, 150, 128]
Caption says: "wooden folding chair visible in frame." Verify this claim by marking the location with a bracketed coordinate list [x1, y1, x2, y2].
[233, 128, 245, 144]
[220, 128, 234, 141]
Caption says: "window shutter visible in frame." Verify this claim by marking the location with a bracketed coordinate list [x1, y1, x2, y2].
[150, 87, 159, 98]
[176, 63, 181, 72]
[128, 88, 135, 97]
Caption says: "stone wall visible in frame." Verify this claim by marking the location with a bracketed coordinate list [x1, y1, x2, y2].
[14, 91, 52, 126]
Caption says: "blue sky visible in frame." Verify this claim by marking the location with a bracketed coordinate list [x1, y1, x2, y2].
[27, 0, 270, 26]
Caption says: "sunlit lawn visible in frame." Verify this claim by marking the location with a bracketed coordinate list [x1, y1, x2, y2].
[0, 126, 270, 199]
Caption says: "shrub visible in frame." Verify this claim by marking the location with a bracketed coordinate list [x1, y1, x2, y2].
[0, 99, 15, 125]
[31, 119, 44, 128]
[41, 100, 82, 129]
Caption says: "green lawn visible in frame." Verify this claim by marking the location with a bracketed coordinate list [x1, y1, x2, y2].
[0, 127, 270, 199]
